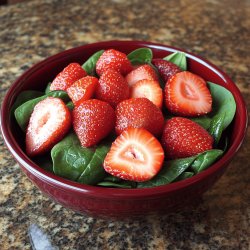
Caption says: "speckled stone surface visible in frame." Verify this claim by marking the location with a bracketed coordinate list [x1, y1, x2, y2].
[0, 0, 249, 249]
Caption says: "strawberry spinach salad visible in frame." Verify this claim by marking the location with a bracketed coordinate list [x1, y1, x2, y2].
[13, 47, 236, 188]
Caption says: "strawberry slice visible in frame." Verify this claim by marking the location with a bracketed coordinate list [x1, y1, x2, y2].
[50, 63, 87, 91]
[26, 97, 71, 156]
[130, 79, 163, 108]
[162, 117, 213, 159]
[152, 59, 181, 82]
[125, 64, 159, 87]
[73, 99, 115, 147]
[165, 71, 212, 116]
[95, 69, 130, 107]
[103, 128, 164, 182]
[115, 98, 164, 137]
[67, 76, 98, 106]
[96, 49, 133, 76]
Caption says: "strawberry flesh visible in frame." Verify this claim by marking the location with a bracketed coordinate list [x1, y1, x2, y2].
[162, 117, 213, 159]
[50, 63, 87, 91]
[115, 98, 164, 137]
[73, 99, 115, 147]
[26, 97, 71, 156]
[152, 59, 181, 82]
[165, 71, 212, 116]
[104, 127, 164, 182]
[130, 79, 163, 108]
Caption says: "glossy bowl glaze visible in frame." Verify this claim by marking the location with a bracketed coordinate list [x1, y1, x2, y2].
[0, 41, 248, 218]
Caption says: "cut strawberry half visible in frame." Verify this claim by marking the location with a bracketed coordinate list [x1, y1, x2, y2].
[50, 63, 87, 91]
[103, 128, 164, 182]
[66, 76, 98, 106]
[125, 64, 159, 87]
[130, 79, 163, 108]
[26, 97, 71, 156]
[165, 71, 212, 116]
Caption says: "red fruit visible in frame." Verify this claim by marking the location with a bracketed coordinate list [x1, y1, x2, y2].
[73, 99, 115, 147]
[130, 79, 163, 108]
[115, 98, 164, 137]
[95, 69, 130, 107]
[96, 49, 133, 76]
[165, 71, 212, 116]
[125, 64, 159, 87]
[50, 63, 87, 91]
[67, 76, 98, 106]
[26, 97, 71, 156]
[152, 59, 181, 82]
[104, 128, 164, 182]
[162, 117, 213, 159]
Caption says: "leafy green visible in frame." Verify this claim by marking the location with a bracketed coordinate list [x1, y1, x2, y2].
[45, 82, 52, 94]
[192, 82, 236, 130]
[190, 149, 223, 174]
[14, 90, 70, 131]
[77, 145, 110, 185]
[51, 133, 95, 181]
[82, 50, 104, 75]
[175, 172, 194, 181]
[97, 180, 137, 188]
[137, 156, 197, 188]
[127, 48, 153, 65]
[209, 113, 225, 146]
[164, 52, 187, 71]
[66, 101, 74, 111]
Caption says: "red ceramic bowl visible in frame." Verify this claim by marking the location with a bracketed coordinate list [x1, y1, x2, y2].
[0, 41, 248, 218]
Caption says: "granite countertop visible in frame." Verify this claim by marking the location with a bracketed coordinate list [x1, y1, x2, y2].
[0, 0, 249, 249]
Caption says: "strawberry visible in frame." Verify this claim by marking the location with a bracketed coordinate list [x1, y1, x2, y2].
[96, 49, 133, 76]
[50, 63, 87, 91]
[165, 71, 212, 116]
[125, 64, 159, 87]
[152, 59, 181, 82]
[67, 76, 98, 106]
[130, 79, 163, 108]
[95, 69, 130, 107]
[103, 128, 164, 182]
[26, 97, 71, 156]
[115, 98, 164, 137]
[73, 99, 115, 147]
[161, 117, 213, 159]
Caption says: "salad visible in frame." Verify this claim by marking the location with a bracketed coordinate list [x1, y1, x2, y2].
[13, 47, 236, 188]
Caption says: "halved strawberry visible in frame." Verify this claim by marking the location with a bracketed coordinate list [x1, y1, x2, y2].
[96, 49, 133, 76]
[162, 117, 213, 159]
[95, 69, 130, 107]
[50, 63, 87, 91]
[165, 71, 212, 116]
[26, 97, 71, 156]
[66, 76, 98, 106]
[73, 99, 115, 147]
[103, 128, 164, 182]
[152, 59, 181, 82]
[115, 98, 164, 137]
[130, 79, 163, 108]
[125, 64, 159, 87]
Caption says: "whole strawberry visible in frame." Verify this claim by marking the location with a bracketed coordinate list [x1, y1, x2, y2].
[152, 59, 181, 82]
[96, 49, 133, 76]
[162, 117, 213, 159]
[50, 63, 87, 91]
[115, 98, 164, 137]
[73, 99, 115, 147]
[95, 69, 130, 107]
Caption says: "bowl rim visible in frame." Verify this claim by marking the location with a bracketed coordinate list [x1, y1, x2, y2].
[0, 40, 248, 200]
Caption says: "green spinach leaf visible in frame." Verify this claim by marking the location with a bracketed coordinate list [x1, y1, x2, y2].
[137, 156, 197, 188]
[66, 101, 74, 111]
[14, 90, 70, 131]
[190, 149, 223, 174]
[175, 171, 194, 181]
[209, 113, 225, 146]
[97, 180, 137, 188]
[45, 82, 52, 94]
[77, 145, 110, 185]
[127, 48, 153, 65]
[164, 52, 187, 71]
[51, 133, 95, 181]
[82, 50, 104, 75]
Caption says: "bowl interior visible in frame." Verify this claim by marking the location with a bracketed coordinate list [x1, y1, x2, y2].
[1, 40, 248, 198]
